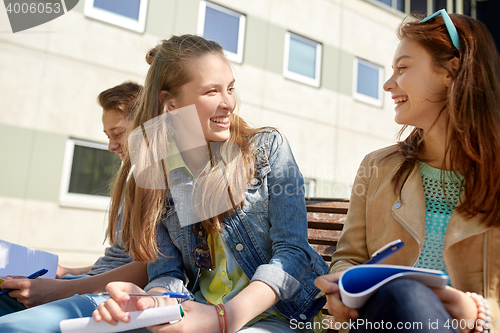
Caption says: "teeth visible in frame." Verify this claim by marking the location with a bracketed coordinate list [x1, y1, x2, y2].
[394, 97, 408, 105]
[211, 117, 229, 124]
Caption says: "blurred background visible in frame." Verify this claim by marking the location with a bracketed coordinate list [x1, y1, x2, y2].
[1, 0, 498, 268]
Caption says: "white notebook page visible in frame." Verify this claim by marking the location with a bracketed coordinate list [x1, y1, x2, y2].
[0, 239, 58, 279]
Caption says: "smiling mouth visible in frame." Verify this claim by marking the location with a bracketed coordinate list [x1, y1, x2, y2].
[394, 97, 408, 105]
[211, 116, 229, 125]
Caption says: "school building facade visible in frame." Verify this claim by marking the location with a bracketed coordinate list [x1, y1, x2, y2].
[0, 0, 475, 266]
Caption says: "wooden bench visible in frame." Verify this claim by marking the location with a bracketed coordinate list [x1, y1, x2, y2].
[306, 197, 349, 265]
[306, 197, 349, 333]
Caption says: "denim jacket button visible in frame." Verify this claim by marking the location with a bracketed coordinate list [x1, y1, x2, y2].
[299, 314, 307, 320]
[161, 207, 167, 215]
[235, 244, 244, 251]
[250, 178, 259, 186]
[395, 202, 401, 209]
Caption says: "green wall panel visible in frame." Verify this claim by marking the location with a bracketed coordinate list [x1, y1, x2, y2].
[266, 24, 286, 75]
[145, 0, 176, 38]
[0, 124, 34, 198]
[0, 124, 66, 203]
[322, 44, 340, 92]
[244, 15, 268, 69]
[339, 51, 354, 96]
[174, 0, 200, 35]
[25, 131, 66, 202]
[72, 0, 84, 13]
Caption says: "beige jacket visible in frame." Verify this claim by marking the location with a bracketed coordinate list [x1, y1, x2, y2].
[330, 145, 500, 332]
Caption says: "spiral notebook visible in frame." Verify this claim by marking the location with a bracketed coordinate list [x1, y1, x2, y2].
[60, 304, 184, 333]
[338, 265, 449, 309]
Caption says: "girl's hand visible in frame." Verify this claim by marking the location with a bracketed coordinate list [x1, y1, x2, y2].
[1, 276, 67, 308]
[315, 272, 359, 323]
[147, 301, 220, 333]
[431, 286, 478, 333]
[56, 265, 70, 278]
[92, 282, 158, 325]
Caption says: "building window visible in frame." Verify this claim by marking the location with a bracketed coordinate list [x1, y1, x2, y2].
[59, 139, 121, 210]
[84, 0, 149, 33]
[370, 0, 406, 12]
[283, 32, 322, 87]
[410, 0, 428, 14]
[197, 1, 246, 63]
[353, 57, 384, 107]
[369, 0, 465, 15]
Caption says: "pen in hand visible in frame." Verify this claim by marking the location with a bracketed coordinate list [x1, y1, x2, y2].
[97, 292, 188, 299]
[0, 268, 49, 297]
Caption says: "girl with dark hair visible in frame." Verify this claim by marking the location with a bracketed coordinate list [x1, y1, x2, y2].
[315, 11, 500, 333]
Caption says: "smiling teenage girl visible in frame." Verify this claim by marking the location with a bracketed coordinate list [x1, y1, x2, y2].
[315, 11, 500, 333]
[94, 34, 328, 333]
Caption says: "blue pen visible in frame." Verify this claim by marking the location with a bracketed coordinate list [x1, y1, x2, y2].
[97, 292, 188, 299]
[363, 239, 405, 265]
[0, 268, 49, 297]
[314, 240, 405, 299]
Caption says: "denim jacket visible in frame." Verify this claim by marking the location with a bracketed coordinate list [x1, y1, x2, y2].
[145, 129, 327, 322]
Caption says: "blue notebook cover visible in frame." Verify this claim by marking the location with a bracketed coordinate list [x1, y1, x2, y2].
[338, 265, 449, 309]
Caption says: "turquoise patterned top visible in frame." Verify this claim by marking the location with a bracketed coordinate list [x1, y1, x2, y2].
[414, 161, 463, 277]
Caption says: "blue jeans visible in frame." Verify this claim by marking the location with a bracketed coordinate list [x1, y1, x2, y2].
[0, 293, 151, 333]
[350, 279, 459, 333]
[0, 295, 309, 333]
[0, 294, 106, 332]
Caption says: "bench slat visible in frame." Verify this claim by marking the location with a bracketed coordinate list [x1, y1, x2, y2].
[308, 221, 344, 231]
[307, 206, 348, 214]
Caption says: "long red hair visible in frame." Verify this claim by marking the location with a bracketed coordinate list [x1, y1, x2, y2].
[391, 13, 500, 226]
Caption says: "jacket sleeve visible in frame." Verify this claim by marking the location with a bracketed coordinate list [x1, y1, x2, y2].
[144, 218, 192, 297]
[249, 131, 313, 301]
[329, 154, 373, 274]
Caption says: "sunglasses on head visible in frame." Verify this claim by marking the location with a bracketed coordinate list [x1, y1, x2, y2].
[420, 9, 460, 51]
[192, 222, 214, 271]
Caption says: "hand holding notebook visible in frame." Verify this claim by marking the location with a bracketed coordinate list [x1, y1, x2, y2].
[315, 240, 449, 309]
[315, 239, 405, 299]
[60, 305, 184, 333]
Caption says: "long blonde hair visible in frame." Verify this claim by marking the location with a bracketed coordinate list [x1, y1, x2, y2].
[108, 35, 262, 261]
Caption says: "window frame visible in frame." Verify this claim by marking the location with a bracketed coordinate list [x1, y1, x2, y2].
[352, 57, 384, 107]
[364, 0, 464, 16]
[59, 138, 114, 211]
[283, 31, 322, 87]
[84, 0, 149, 33]
[197, 1, 246, 64]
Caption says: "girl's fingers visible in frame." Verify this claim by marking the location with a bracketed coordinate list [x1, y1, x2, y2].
[94, 302, 119, 325]
[315, 275, 340, 294]
[104, 299, 131, 323]
[105, 283, 132, 300]
[92, 308, 101, 322]
[325, 291, 359, 322]
[137, 296, 156, 310]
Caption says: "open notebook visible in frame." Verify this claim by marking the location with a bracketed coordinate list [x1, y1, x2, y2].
[0, 238, 58, 282]
[60, 304, 184, 333]
[339, 264, 449, 309]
